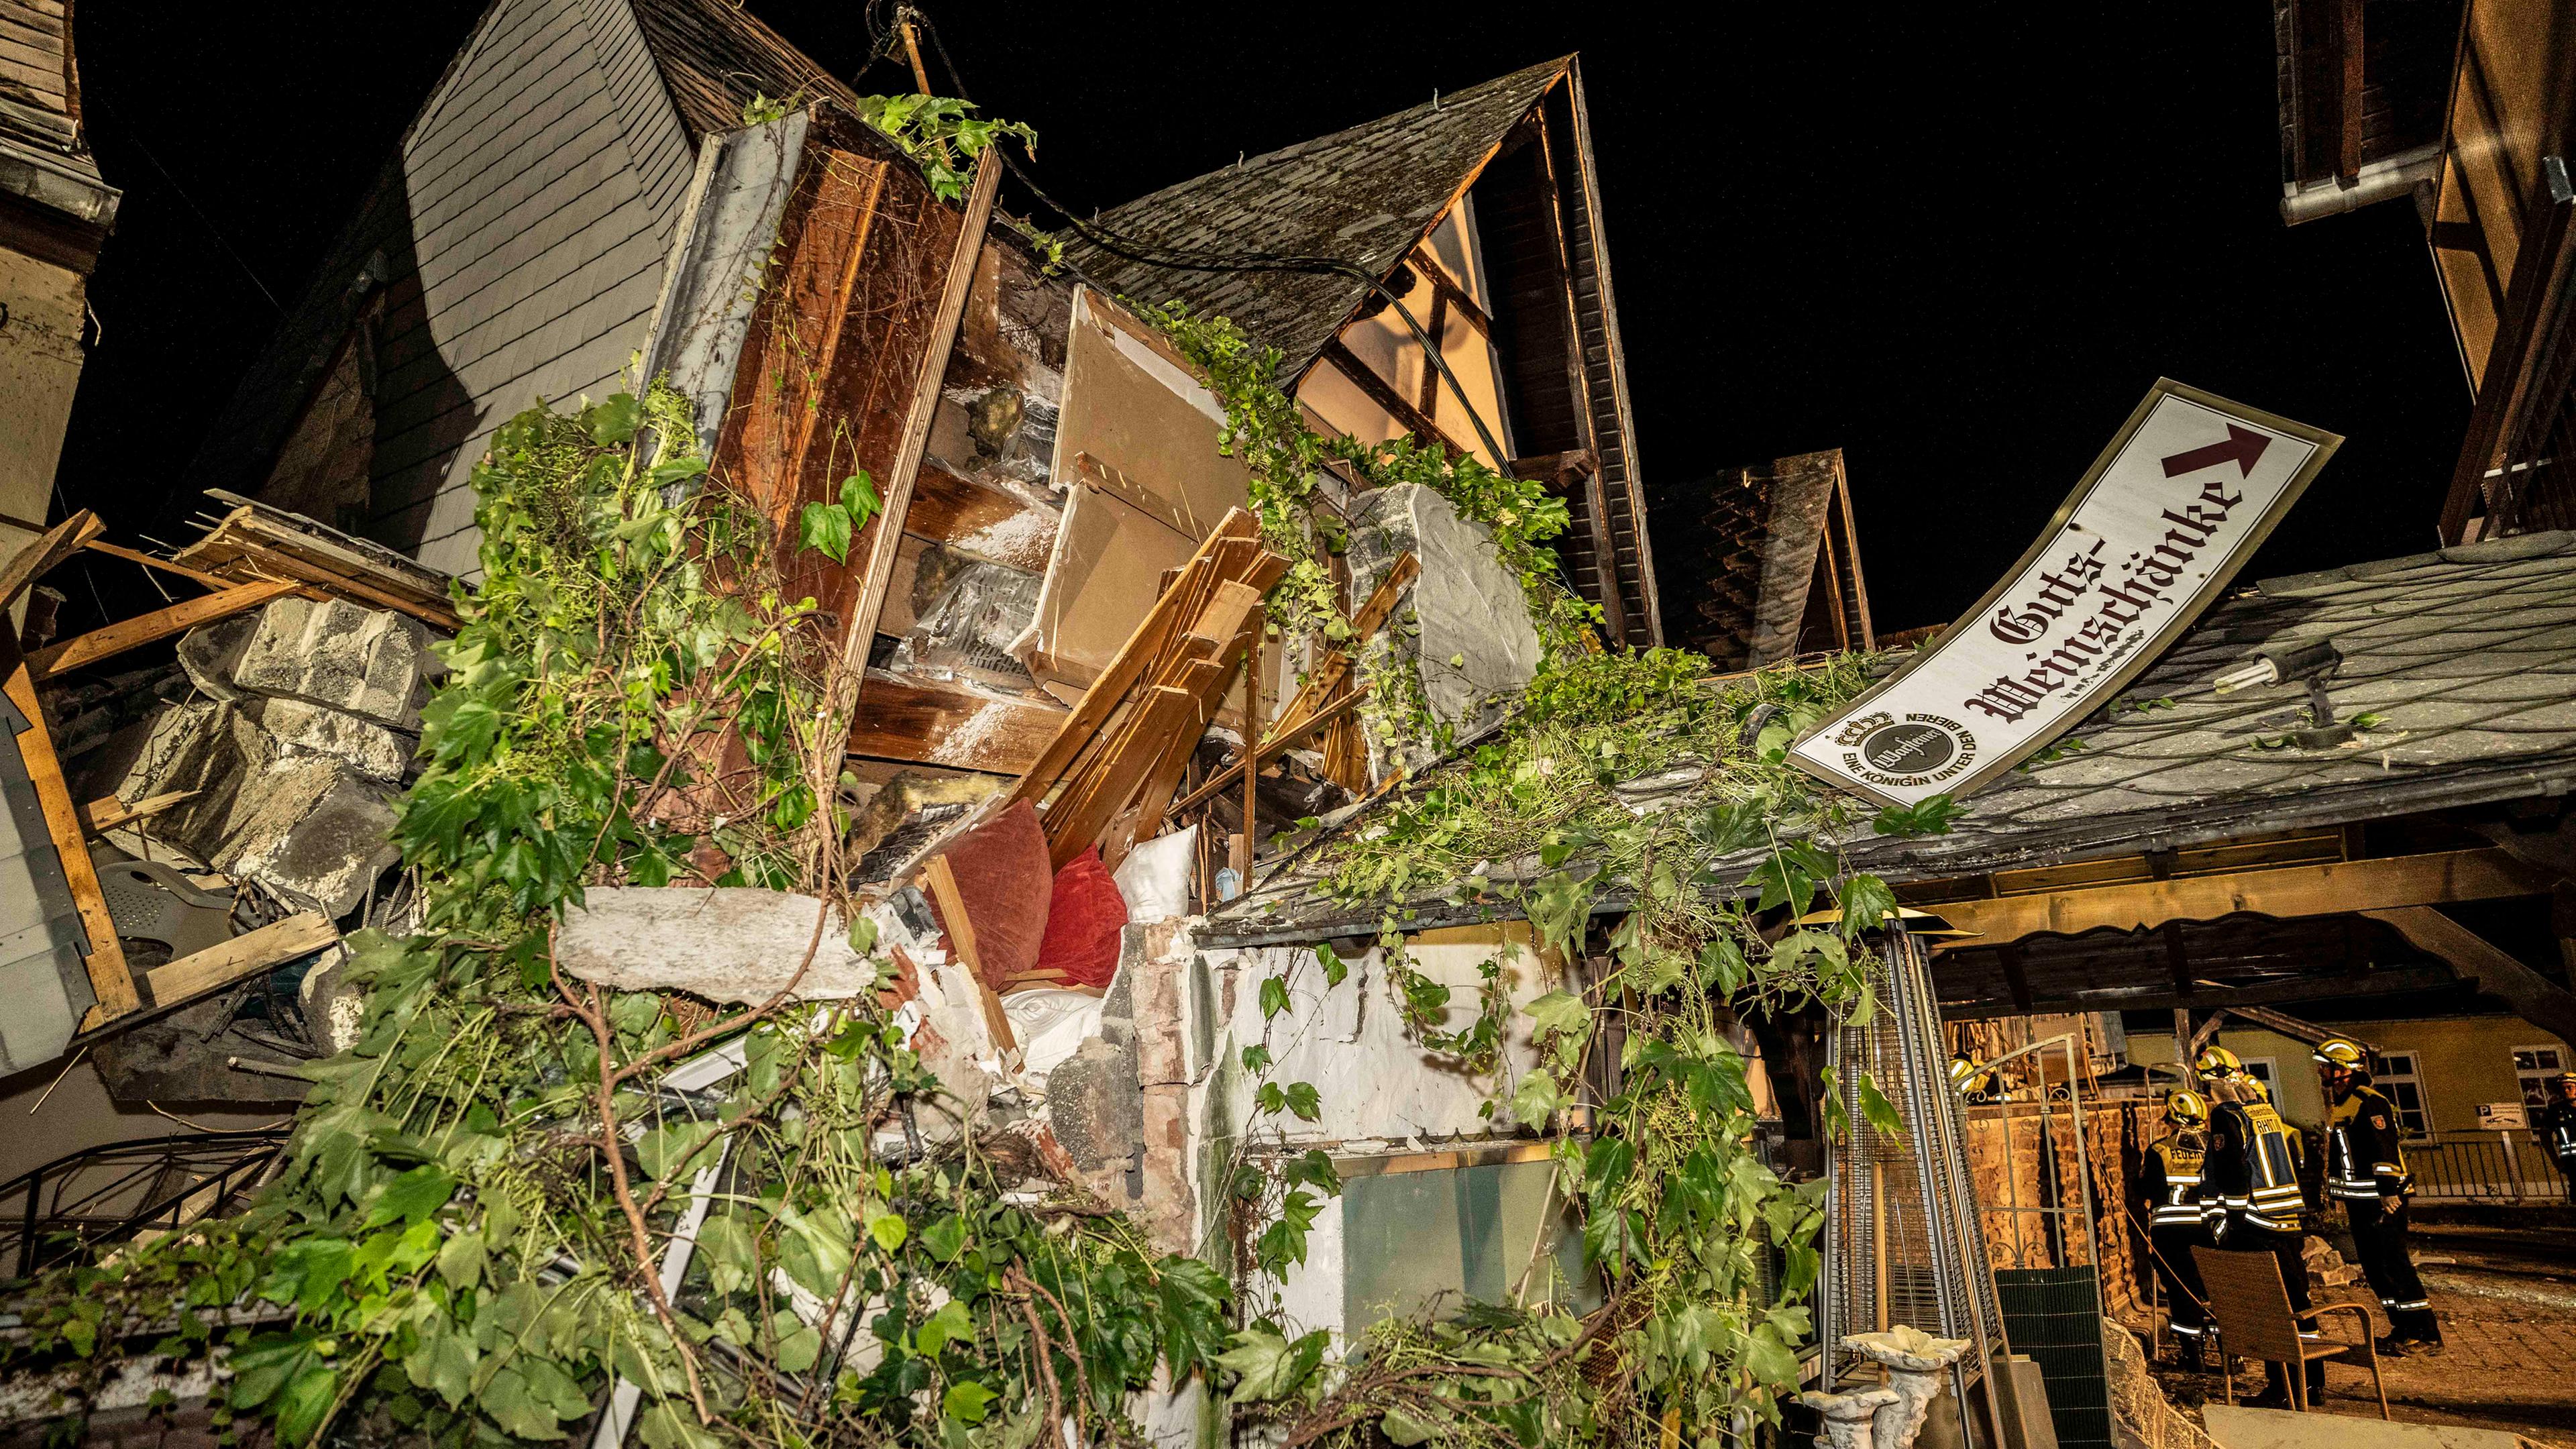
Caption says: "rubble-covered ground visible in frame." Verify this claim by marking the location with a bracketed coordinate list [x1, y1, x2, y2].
[2145, 1210, 2576, 1444]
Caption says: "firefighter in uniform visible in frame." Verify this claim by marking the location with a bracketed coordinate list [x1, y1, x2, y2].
[2198, 1046, 2322, 1405]
[2136, 1089, 2216, 1358]
[2316, 1038, 2443, 1354]
[2538, 1071, 2576, 1205]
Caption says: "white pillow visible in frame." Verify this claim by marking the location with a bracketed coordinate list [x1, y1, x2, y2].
[1114, 824, 1197, 922]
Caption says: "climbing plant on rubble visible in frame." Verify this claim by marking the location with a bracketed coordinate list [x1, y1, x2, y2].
[0, 383, 1234, 1449]
[1142, 305, 1597, 684]
[851, 93, 1037, 204]
[1209, 647, 1949, 1448]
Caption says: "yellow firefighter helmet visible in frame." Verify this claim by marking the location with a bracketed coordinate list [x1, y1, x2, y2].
[2165, 1089, 2209, 1128]
[2194, 1044, 2244, 1078]
[2312, 1038, 2369, 1073]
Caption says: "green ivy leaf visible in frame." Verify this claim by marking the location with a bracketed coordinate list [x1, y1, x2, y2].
[367, 1165, 456, 1228]
[1837, 873, 1898, 938]
[920, 1212, 968, 1264]
[1152, 1256, 1233, 1381]
[1260, 974, 1291, 1019]
[865, 1207, 909, 1254]
[1282, 1081, 1322, 1122]
[799, 500, 853, 564]
[840, 470, 881, 529]
[914, 1299, 974, 1358]
[1240, 1044, 1273, 1074]
[942, 1381, 997, 1424]
[1523, 989, 1589, 1040]
[1381, 1405, 1444, 1444]
[1315, 940, 1346, 987]
[1216, 1327, 1327, 1402]
[1509, 1068, 1564, 1126]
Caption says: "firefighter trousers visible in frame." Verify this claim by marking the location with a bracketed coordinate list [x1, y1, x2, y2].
[2147, 1226, 2213, 1338]
[2346, 1197, 2440, 1344]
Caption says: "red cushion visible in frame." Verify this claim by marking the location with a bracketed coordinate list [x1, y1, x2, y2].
[1034, 847, 1127, 989]
[930, 799, 1051, 989]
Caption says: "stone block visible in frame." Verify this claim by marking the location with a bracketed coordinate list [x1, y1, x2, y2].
[99, 701, 400, 918]
[246, 696, 411, 781]
[1345, 483, 1542, 773]
[227, 597, 437, 731]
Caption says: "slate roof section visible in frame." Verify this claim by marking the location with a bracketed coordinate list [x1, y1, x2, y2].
[1204, 529, 2576, 945]
[1063, 58, 1568, 375]
[0, 0, 115, 231]
[627, 0, 864, 139]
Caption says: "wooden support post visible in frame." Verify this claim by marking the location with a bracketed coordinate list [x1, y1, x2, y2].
[2173, 1008, 2196, 1089]
[0, 632, 136, 1024]
[1237, 623, 1258, 883]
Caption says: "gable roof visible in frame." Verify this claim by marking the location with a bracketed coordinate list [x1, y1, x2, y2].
[1205, 528, 2576, 945]
[1063, 57, 1568, 375]
[627, 0, 863, 141]
[181, 0, 877, 573]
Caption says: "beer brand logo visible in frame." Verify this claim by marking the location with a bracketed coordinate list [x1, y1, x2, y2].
[1860, 720, 1958, 773]
[1835, 712, 1979, 788]
[1832, 711, 1894, 748]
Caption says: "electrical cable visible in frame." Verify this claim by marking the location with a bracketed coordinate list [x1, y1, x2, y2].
[890, 7, 1515, 469]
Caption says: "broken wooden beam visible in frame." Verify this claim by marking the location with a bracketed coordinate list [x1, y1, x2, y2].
[1925, 848, 2548, 944]
[78, 789, 198, 837]
[141, 912, 337, 1016]
[0, 510, 101, 614]
[28, 578, 300, 679]
[1, 633, 137, 1025]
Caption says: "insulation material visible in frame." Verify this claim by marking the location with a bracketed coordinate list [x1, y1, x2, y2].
[893, 559, 1042, 691]
[1013, 288, 1249, 690]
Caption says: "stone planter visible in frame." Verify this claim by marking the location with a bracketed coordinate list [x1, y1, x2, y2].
[1799, 1387, 1901, 1449]
[1842, 1325, 1973, 1449]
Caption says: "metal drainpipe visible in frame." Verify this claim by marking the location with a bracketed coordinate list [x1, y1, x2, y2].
[2279, 144, 2447, 225]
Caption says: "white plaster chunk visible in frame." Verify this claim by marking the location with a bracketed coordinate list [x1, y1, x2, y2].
[555, 887, 879, 1002]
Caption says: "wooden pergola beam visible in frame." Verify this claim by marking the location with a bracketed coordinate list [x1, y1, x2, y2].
[1938, 965, 2459, 1022]
[2361, 905, 2576, 1046]
[1926, 847, 2546, 945]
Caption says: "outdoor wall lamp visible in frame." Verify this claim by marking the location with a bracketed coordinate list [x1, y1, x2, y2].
[2213, 637, 2352, 747]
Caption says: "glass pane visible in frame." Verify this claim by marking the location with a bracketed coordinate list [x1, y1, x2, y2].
[1342, 1160, 1599, 1331]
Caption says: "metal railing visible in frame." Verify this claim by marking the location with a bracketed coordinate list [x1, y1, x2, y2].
[0, 1130, 288, 1278]
[2398, 1130, 2567, 1203]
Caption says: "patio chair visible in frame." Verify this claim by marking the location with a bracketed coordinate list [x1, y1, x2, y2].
[2190, 1246, 2388, 1418]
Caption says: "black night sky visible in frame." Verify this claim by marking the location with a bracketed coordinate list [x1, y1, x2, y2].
[56, 3, 2469, 635]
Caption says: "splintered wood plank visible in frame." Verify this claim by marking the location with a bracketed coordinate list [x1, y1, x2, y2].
[918, 853, 1018, 1049]
[0, 510, 101, 612]
[79, 789, 198, 837]
[142, 912, 338, 1014]
[1006, 508, 1258, 810]
[28, 579, 299, 679]
[1046, 684, 1196, 869]
[846, 672, 1065, 775]
[1, 641, 137, 1023]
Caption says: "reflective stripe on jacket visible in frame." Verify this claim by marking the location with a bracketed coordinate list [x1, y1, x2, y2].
[2326, 1085, 2410, 1200]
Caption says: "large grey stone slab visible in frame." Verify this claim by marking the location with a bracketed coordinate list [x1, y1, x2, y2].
[227, 597, 437, 731]
[1345, 483, 1542, 773]
[555, 887, 881, 1002]
[97, 701, 400, 918]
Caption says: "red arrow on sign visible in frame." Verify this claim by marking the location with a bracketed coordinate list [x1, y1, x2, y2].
[2161, 424, 2272, 478]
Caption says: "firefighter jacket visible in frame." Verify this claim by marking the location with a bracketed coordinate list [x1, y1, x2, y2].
[2207, 1097, 2306, 1234]
[2325, 1083, 2412, 1201]
[2540, 1100, 2576, 1165]
[2137, 1136, 2206, 1230]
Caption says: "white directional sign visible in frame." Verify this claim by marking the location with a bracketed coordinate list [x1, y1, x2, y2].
[1788, 380, 2341, 809]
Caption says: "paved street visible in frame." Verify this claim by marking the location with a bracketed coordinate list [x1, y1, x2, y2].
[2145, 1216, 2576, 1444]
